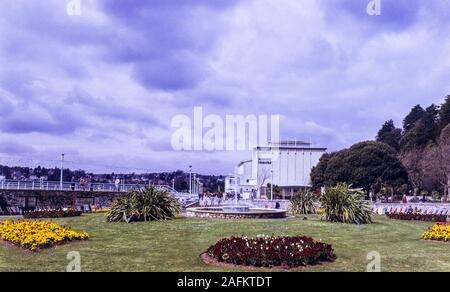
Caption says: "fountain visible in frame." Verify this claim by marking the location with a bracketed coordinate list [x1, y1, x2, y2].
[186, 205, 286, 219]
[187, 165, 286, 219]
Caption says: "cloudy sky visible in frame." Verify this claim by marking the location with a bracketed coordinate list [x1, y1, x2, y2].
[0, 0, 449, 175]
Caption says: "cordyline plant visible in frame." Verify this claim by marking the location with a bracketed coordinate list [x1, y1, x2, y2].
[106, 187, 181, 223]
[290, 191, 318, 215]
[320, 183, 373, 224]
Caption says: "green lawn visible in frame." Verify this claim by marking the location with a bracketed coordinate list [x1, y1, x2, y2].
[0, 214, 448, 272]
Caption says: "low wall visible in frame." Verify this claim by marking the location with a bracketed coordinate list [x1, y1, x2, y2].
[247, 199, 291, 210]
[204, 199, 291, 210]
[0, 189, 124, 211]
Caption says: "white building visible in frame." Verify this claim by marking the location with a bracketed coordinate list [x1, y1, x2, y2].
[225, 141, 327, 199]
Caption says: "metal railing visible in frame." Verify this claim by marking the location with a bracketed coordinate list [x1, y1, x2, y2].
[0, 180, 200, 207]
[0, 179, 176, 194]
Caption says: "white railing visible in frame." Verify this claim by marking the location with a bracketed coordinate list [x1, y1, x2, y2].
[0, 179, 181, 194]
[0, 179, 144, 192]
[0, 180, 200, 207]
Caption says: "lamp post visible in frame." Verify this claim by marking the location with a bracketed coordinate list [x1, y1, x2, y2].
[193, 174, 197, 194]
[234, 166, 238, 206]
[189, 165, 192, 194]
[60, 154, 64, 190]
[270, 170, 274, 201]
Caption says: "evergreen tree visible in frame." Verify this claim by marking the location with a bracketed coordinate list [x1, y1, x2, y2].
[311, 141, 408, 191]
[422, 104, 440, 142]
[376, 120, 402, 151]
[401, 104, 439, 150]
[401, 119, 437, 151]
[403, 105, 425, 132]
[439, 95, 450, 131]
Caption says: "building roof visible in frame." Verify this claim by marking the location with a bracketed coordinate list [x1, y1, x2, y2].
[253, 140, 327, 151]
[269, 140, 311, 146]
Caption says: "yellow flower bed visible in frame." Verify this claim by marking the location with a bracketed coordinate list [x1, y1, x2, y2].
[0, 220, 89, 251]
[422, 223, 450, 242]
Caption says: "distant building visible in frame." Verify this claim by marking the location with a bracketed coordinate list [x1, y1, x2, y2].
[225, 140, 327, 199]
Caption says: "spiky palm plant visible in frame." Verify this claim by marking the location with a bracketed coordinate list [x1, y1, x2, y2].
[320, 183, 373, 224]
[290, 191, 318, 215]
[106, 187, 181, 222]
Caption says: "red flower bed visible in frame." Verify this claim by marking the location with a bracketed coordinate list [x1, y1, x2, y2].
[206, 235, 336, 269]
[23, 210, 82, 219]
[386, 213, 447, 222]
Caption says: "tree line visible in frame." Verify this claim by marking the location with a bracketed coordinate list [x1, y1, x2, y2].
[312, 95, 450, 199]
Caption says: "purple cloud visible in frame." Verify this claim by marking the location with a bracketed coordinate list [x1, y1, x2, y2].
[0, 0, 449, 174]
[99, 0, 239, 92]
[0, 141, 36, 155]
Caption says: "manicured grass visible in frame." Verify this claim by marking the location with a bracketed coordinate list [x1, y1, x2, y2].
[0, 214, 448, 272]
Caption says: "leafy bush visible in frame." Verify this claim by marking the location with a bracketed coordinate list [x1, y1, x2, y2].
[387, 213, 447, 222]
[290, 191, 318, 215]
[320, 183, 373, 224]
[206, 235, 336, 268]
[106, 187, 181, 222]
[23, 209, 82, 219]
[431, 191, 441, 202]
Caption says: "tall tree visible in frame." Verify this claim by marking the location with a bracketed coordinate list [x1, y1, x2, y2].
[403, 104, 425, 132]
[376, 120, 402, 151]
[400, 149, 425, 196]
[437, 125, 450, 198]
[439, 95, 450, 131]
[422, 104, 440, 142]
[400, 105, 439, 151]
[311, 153, 334, 189]
[311, 141, 408, 192]
[421, 146, 443, 193]
[400, 120, 428, 150]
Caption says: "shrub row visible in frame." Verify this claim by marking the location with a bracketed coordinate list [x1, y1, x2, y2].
[386, 213, 448, 222]
[23, 210, 82, 219]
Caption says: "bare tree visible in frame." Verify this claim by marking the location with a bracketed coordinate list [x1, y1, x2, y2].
[438, 126, 450, 198]
[421, 125, 450, 199]
[400, 149, 425, 196]
[422, 146, 443, 192]
[257, 167, 272, 195]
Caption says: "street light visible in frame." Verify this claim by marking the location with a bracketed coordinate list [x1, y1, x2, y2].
[60, 154, 65, 190]
[189, 165, 192, 194]
[193, 174, 197, 194]
[270, 169, 274, 201]
[234, 166, 238, 205]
